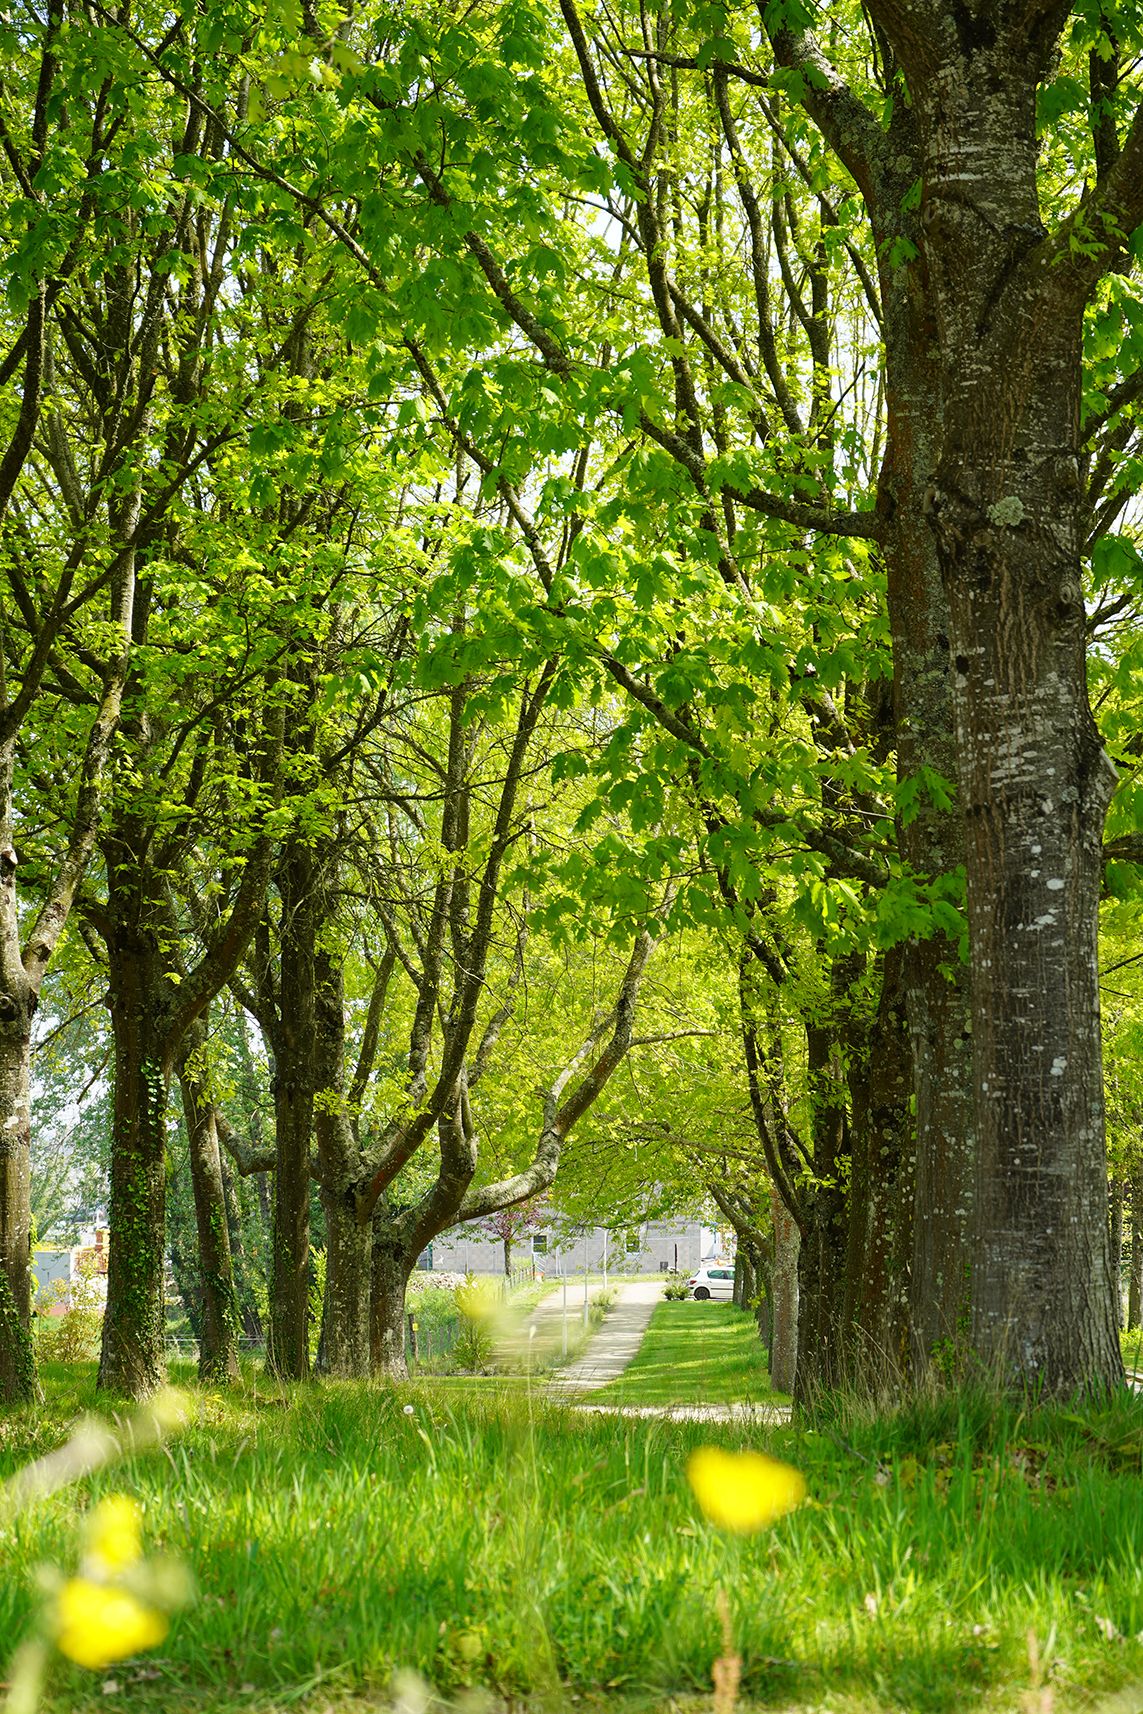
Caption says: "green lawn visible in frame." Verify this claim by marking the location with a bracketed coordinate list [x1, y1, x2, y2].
[5, 1368, 1143, 1714]
[592, 1300, 781, 1406]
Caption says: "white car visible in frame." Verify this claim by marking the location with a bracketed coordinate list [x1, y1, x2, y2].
[687, 1265, 735, 1301]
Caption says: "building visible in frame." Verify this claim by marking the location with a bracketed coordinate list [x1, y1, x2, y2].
[425, 1215, 731, 1277]
[32, 1227, 109, 1315]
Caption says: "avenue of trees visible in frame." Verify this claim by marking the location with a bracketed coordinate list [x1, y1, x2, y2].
[2, 0, 1143, 1407]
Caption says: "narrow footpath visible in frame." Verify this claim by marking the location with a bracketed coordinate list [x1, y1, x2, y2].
[545, 1279, 663, 1393]
[545, 1280, 792, 1424]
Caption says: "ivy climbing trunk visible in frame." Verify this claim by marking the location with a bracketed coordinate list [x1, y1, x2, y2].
[179, 1015, 240, 1385]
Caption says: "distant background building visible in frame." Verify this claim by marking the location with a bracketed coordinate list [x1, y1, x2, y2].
[32, 1226, 109, 1314]
[425, 1214, 732, 1276]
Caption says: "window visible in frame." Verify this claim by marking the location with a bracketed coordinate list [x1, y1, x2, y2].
[532, 1233, 548, 1254]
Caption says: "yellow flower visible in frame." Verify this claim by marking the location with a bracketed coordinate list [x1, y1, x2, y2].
[686, 1446, 806, 1533]
[82, 1496, 143, 1573]
[55, 1578, 169, 1670]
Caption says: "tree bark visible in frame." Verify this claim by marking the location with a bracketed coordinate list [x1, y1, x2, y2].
[179, 1017, 240, 1385]
[98, 867, 169, 1397]
[879, 292, 976, 1374]
[318, 1186, 371, 1379]
[371, 1217, 415, 1381]
[267, 843, 317, 1381]
[1129, 1168, 1143, 1332]
[0, 980, 38, 1404]
[914, 22, 1123, 1393]
[845, 947, 914, 1378]
[769, 1186, 799, 1397]
[1109, 1178, 1125, 1332]
[794, 1007, 852, 1404]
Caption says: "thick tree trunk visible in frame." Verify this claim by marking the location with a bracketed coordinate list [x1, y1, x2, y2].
[793, 1016, 850, 1404]
[920, 59, 1122, 1390]
[179, 1032, 240, 1385]
[877, 249, 976, 1375]
[371, 1217, 415, 1381]
[99, 927, 169, 1398]
[845, 948, 914, 1378]
[0, 995, 39, 1404]
[267, 845, 316, 1381]
[1129, 1169, 1143, 1331]
[318, 1188, 371, 1378]
[769, 1187, 799, 1397]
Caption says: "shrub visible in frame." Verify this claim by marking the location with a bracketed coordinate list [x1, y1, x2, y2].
[36, 1258, 104, 1362]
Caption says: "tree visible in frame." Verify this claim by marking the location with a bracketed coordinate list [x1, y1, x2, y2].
[476, 1203, 543, 1277]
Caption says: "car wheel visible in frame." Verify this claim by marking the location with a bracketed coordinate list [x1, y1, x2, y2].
[693, 1286, 710, 1300]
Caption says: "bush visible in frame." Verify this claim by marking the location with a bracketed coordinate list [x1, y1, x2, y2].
[36, 1259, 104, 1362]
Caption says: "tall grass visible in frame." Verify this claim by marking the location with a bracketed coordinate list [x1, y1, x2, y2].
[2, 1367, 1142, 1712]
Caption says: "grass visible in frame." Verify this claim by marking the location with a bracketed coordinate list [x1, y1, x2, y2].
[591, 1301, 782, 1407]
[1119, 1326, 1142, 1375]
[3, 1367, 1143, 1714]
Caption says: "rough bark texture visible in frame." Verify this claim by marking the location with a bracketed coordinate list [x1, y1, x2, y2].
[768, 1186, 799, 1397]
[1109, 1179, 1125, 1332]
[266, 844, 317, 1381]
[370, 1219, 415, 1381]
[1129, 1169, 1143, 1332]
[771, 2, 1131, 1393]
[878, 272, 976, 1372]
[318, 1187, 372, 1379]
[0, 979, 38, 1404]
[179, 1019, 240, 1385]
[98, 852, 169, 1398]
[845, 947, 915, 1377]
[910, 11, 1123, 1392]
[312, 929, 372, 1378]
[793, 1002, 853, 1404]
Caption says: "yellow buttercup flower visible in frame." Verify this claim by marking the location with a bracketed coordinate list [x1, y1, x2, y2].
[686, 1446, 806, 1533]
[55, 1577, 169, 1669]
[83, 1495, 144, 1573]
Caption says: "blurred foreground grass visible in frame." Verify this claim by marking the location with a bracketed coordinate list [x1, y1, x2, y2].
[2, 1365, 1142, 1714]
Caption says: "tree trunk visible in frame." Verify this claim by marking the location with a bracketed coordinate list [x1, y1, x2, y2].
[179, 1027, 240, 1385]
[935, 291, 1120, 1394]
[98, 919, 169, 1398]
[793, 1015, 851, 1404]
[0, 991, 39, 1404]
[371, 1216, 415, 1381]
[318, 1187, 371, 1379]
[769, 1186, 799, 1397]
[503, 1236, 511, 1277]
[267, 845, 316, 1382]
[875, 209, 976, 1376]
[1109, 1179, 1125, 1332]
[845, 947, 914, 1379]
[1129, 1169, 1143, 1332]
